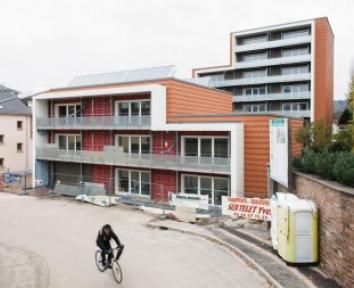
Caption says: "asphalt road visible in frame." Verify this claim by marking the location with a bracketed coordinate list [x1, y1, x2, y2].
[0, 193, 269, 288]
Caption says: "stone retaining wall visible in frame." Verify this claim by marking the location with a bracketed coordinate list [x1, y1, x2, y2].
[281, 172, 354, 288]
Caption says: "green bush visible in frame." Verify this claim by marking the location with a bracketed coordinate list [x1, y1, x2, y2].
[302, 149, 317, 174]
[293, 157, 304, 170]
[333, 153, 354, 187]
[314, 150, 337, 180]
[329, 128, 353, 152]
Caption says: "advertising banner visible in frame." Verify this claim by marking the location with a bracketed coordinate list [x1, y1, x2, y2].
[222, 196, 271, 221]
[269, 118, 289, 187]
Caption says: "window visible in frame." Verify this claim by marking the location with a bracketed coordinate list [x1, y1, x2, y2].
[0, 135, 4, 144]
[282, 84, 308, 94]
[17, 143, 23, 152]
[243, 69, 267, 79]
[243, 35, 267, 45]
[116, 100, 151, 117]
[282, 29, 309, 39]
[182, 174, 230, 205]
[116, 135, 151, 154]
[243, 86, 266, 96]
[56, 104, 81, 117]
[281, 102, 308, 112]
[243, 104, 266, 113]
[243, 52, 267, 62]
[282, 47, 309, 57]
[282, 65, 308, 75]
[182, 137, 229, 158]
[57, 134, 81, 151]
[116, 169, 151, 196]
[0, 158, 3, 167]
[17, 121, 23, 130]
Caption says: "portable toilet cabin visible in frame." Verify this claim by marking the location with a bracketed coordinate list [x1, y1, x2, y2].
[277, 198, 318, 264]
[270, 192, 298, 251]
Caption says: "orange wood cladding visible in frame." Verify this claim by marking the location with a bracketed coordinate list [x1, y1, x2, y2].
[314, 18, 334, 124]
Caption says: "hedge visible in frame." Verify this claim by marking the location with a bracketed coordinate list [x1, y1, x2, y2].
[293, 150, 354, 187]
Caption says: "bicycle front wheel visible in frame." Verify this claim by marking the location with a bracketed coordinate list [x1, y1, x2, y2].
[112, 260, 123, 284]
[95, 250, 105, 272]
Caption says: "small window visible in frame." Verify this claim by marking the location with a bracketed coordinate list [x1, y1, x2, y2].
[17, 121, 23, 129]
[17, 143, 23, 152]
[0, 158, 3, 166]
[0, 135, 4, 144]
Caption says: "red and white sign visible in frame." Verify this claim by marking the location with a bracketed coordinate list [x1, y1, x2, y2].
[222, 196, 271, 221]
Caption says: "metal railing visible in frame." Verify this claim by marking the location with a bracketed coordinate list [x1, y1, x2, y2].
[233, 109, 311, 118]
[36, 145, 231, 174]
[211, 73, 311, 87]
[235, 35, 312, 52]
[233, 91, 311, 102]
[235, 54, 311, 69]
[36, 115, 151, 130]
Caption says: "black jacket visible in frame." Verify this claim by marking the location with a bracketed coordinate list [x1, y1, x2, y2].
[96, 229, 121, 249]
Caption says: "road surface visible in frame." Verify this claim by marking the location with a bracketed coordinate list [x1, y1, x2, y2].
[0, 193, 269, 288]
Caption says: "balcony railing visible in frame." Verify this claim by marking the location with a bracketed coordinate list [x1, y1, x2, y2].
[235, 54, 311, 69]
[211, 73, 311, 87]
[233, 91, 311, 103]
[235, 35, 312, 53]
[36, 145, 231, 175]
[234, 110, 311, 118]
[36, 115, 151, 130]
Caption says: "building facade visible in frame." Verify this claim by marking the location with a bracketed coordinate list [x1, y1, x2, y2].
[32, 66, 302, 202]
[0, 86, 32, 172]
[193, 17, 334, 124]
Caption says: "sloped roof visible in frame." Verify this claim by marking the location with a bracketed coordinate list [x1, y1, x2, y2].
[67, 65, 177, 88]
[0, 85, 31, 116]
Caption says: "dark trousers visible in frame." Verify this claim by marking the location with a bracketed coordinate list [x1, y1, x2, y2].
[97, 241, 113, 264]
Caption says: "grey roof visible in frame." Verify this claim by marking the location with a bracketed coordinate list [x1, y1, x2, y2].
[183, 77, 213, 87]
[0, 85, 31, 116]
[67, 65, 177, 88]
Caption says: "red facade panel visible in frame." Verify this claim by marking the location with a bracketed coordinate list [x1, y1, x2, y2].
[92, 164, 112, 192]
[152, 132, 177, 155]
[151, 169, 177, 201]
[83, 131, 112, 151]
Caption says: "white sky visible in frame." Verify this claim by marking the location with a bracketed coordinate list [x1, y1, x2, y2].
[0, 0, 353, 99]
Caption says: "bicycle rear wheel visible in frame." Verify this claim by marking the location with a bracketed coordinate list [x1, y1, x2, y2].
[95, 250, 106, 272]
[112, 260, 123, 284]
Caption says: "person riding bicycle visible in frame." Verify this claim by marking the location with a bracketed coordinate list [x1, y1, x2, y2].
[96, 224, 124, 268]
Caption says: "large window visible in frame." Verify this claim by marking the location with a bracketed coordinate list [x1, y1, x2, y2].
[116, 135, 151, 154]
[282, 102, 308, 112]
[282, 65, 308, 75]
[116, 169, 151, 196]
[243, 103, 266, 113]
[243, 86, 266, 96]
[243, 69, 267, 79]
[243, 35, 267, 45]
[282, 29, 309, 39]
[116, 100, 150, 117]
[243, 52, 267, 62]
[282, 47, 309, 57]
[57, 134, 82, 151]
[56, 104, 81, 117]
[182, 174, 230, 205]
[282, 84, 309, 94]
[183, 136, 229, 158]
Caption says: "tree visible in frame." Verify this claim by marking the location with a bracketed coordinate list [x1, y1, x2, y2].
[347, 70, 354, 151]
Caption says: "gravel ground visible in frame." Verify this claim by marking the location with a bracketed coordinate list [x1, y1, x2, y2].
[0, 193, 269, 288]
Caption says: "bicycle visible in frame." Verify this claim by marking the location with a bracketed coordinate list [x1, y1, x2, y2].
[95, 245, 124, 284]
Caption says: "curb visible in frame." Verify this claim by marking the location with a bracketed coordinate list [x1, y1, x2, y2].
[146, 221, 283, 288]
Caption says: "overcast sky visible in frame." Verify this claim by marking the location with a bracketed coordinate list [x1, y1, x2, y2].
[0, 0, 353, 99]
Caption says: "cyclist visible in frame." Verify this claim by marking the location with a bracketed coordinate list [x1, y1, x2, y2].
[96, 224, 124, 268]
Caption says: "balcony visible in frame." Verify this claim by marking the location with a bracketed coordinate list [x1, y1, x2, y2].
[211, 73, 311, 88]
[36, 115, 151, 130]
[235, 35, 312, 53]
[235, 54, 311, 70]
[233, 91, 311, 103]
[234, 110, 311, 118]
[36, 145, 231, 175]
